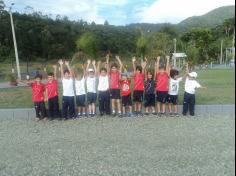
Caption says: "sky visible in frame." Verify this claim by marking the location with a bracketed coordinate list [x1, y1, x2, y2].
[3, 0, 235, 25]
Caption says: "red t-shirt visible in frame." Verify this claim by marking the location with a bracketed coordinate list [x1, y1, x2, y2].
[46, 80, 58, 99]
[121, 80, 131, 96]
[110, 71, 120, 89]
[30, 82, 45, 102]
[134, 72, 144, 91]
[156, 72, 169, 91]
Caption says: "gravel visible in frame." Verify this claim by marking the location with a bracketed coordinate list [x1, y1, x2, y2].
[0, 115, 234, 176]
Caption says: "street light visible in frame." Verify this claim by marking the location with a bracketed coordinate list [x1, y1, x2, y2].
[9, 3, 21, 80]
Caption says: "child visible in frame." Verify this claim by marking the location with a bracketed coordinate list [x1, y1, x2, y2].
[86, 60, 97, 117]
[182, 63, 206, 116]
[132, 57, 146, 116]
[45, 65, 60, 120]
[97, 61, 110, 116]
[58, 59, 75, 120]
[120, 73, 133, 117]
[167, 69, 183, 117]
[23, 74, 47, 120]
[144, 69, 156, 115]
[107, 55, 122, 117]
[75, 64, 86, 117]
[155, 56, 170, 116]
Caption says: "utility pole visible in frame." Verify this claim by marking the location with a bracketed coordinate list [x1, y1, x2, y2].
[9, 3, 21, 80]
[232, 28, 235, 61]
[220, 40, 223, 64]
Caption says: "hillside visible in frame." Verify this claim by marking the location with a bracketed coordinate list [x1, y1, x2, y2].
[126, 5, 235, 32]
[178, 5, 235, 31]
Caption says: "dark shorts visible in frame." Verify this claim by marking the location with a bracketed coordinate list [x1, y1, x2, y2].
[167, 95, 178, 105]
[87, 92, 97, 104]
[133, 90, 144, 102]
[156, 91, 168, 103]
[144, 94, 155, 107]
[110, 89, 121, 99]
[122, 94, 132, 107]
[76, 95, 86, 107]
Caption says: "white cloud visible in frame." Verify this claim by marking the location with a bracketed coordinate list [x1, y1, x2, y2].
[5, 0, 105, 24]
[95, 0, 128, 6]
[136, 0, 235, 24]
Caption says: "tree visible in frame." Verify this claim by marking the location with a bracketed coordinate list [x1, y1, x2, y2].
[76, 32, 99, 59]
[136, 35, 148, 59]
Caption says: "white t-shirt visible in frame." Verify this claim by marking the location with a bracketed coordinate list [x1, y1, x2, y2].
[98, 75, 109, 91]
[86, 76, 96, 93]
[168, 77, 183, 95]
[62, 78, 75, 96]
[184, 77, 201, 94]
[75, 77, 86, 96]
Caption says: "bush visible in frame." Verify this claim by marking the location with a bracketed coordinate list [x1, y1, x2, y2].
[5, 73, 17, 83]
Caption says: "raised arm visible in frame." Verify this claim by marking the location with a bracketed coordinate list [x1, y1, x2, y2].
[116, 55, 123, 72]
[154, 60, 157, 80]
[65, 60, 74, 78]
[165, 56, 170, 76]
[53, 65, 57, 80]
[156, 56, 160, 73]
[92, 60, 97, 75]
[96, 61, 101, 76]
[106, 54, 110, 73]
[58, 59, 64, 79]
[132, 57, 136, 74]
[141, 57, 147, 79]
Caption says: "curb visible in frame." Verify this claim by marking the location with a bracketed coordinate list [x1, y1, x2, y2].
[0, 105, 234, 119]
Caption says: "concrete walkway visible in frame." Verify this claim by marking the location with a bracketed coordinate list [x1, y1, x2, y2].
[0, 105, 234, 119]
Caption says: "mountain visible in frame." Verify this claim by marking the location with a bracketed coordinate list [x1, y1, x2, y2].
[177, 5, 235, 31]
[126, 5, 235, 32]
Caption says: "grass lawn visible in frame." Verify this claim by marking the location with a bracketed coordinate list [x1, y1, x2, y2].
[0, 69, 234, 108]
[0, 116, 234, 176]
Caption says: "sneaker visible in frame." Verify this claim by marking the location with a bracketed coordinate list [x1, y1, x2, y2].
[152, 112, 157, 116]
[128, 112, 134, 117]
[138, 112, 144, 117]
[144, 112, 149, 116]
[118, 113, 123, 118]
[169, 112, 174, 117]
[174, 113, 180, 117]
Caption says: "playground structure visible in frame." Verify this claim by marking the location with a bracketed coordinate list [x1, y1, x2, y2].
[171, 53, 187, 70]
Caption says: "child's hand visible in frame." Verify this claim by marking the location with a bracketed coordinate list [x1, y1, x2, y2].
[58, 59, 63, 65]
[52, 65, 57, 69]
[92, 60, 96, 66]
[65, 61, 70, 66]
[87, 59, 91, 65]
[141, 61, 147, 68]
[132, 57, 136, 63]
[144, 57, 148, 62]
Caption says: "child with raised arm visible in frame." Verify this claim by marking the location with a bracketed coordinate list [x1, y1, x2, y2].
[108, 55, 122, 117]
[75, 64, 87, 118]
[86, 60, 97, 117]
[21, 74, 47, 120]
[97, 60, 110, 116]
[167, 68, 183, 117]
[144, 60, 156, 115]
[120, 72, 133, 117]
[58, 59, 75, 120]
[45, 65, 60, 120]
[132, 57, 146, 117]
[155, 56, 170, 116]
[182, 63, 207, 116]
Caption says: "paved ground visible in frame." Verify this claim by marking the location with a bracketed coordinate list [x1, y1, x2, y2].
[0, 115, 234, 176]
